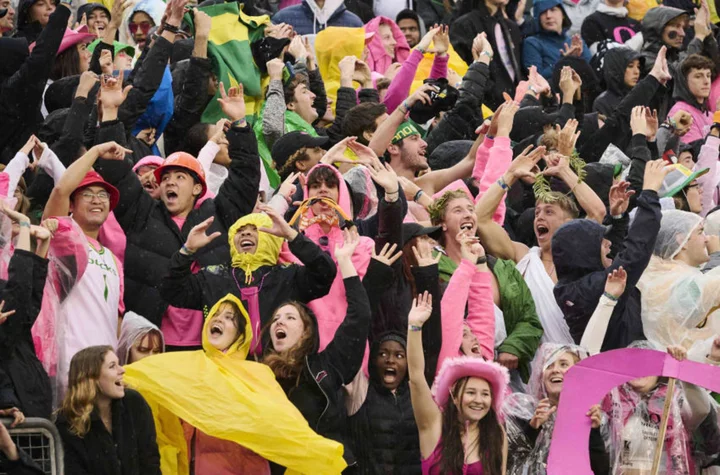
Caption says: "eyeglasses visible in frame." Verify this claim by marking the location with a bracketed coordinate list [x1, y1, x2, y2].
[129, 21, 152, 35]
[80, 191, 111, 202]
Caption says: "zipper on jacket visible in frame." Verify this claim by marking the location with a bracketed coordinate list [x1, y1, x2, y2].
[306, 357, 330, 430]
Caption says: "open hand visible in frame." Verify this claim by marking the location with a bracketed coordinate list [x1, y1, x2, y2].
[372, 242, 403, 266]
[530, 398, 557, 429]
[184, 216, 221, 253]
[604, 266, 627, 299]
[0, 300, 16, 325]
[218, 82, 246, 122]
[412, 239, 441, 267]
[257, 204, 298, 241]
[609, 180, 634, 216]
[408, 291, 433, 327]
[334, 227, 360, 261]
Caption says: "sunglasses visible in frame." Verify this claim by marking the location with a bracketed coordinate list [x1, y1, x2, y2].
[129, 21, 152, 35]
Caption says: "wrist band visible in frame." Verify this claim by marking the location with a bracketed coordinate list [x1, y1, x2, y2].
[480, 51, 493, 59]
[231, 118, 247, 128]
[163, 23, 181, 34]
[603, 291, 619, 302]
[409, 324, 423, 332]
[476, 255, 487, 265]
[19, 222, 30, 228]
[413, 189, 424, 202]
[668, 118, 677, 130]
[415, 46, 426, 54]
[180, 244, 195, 255]
[401, 100, 410, 114]
[497, 176, 509, 190]
[612, 213, 624, 220]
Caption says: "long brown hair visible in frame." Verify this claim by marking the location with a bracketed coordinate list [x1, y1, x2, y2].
[58, 345, 114, 437]
[262, 302, 315, 380]
[435, 376, 504, 475]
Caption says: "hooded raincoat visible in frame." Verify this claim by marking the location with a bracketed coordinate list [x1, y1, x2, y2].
[117, 312, 165, 366]
[638, 210, 720, 360]
[364, 16, 410, 75]
[160, 212, 336, 357]
[124, 294, 347, 475]
[522, 0, 592, 80]
[552, 190, 662, 350]
[593, 47, 644, 118]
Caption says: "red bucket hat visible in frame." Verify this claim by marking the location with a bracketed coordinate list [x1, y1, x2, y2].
[72, 170, 120, 210]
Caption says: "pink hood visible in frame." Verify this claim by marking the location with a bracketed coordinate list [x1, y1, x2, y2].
[300, 163, 373, 351]
[364, 16, 410, 75]
[132, 155, 164, 173]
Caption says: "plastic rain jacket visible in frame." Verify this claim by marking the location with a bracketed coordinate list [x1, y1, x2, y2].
[123, 294, 347, 475]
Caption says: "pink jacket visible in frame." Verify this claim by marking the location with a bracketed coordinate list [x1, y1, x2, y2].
[473, 136, 511, 225]
[694, 135, 720, 217]
[668, 101, 713, 144]
[364, 16, 410, 75]
[438, 259, 495, 373]
[383, 49, 449, 113]
[300, 164, 373, 351]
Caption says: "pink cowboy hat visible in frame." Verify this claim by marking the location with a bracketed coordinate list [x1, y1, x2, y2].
[431, 356, 510, 415]
[29, 25, 96, 54]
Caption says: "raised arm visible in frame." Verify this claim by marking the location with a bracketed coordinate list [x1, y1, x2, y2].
[321, 228, 372, 384]
[368, 84, 437, 157]
[580, 268, 625, 355]
[407, 292, 442, 459]
[262, 59, 288, 148]
[43, 141, 131, 219]
[475, 145, 545, 262]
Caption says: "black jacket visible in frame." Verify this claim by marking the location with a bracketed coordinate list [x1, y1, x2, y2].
[271, 277, 371, 467]
[0, 250, 51, 420]
[350, 335, 420, 475]
[552, 190, 661, 350]
[0, 5, 68, 164]
[159, 233, 336, 354]
[592, 47, 644, 118]
[93, 122, 260, 326]
[425, 60, 490, 157]
[580, 10, 640, 49]
[56, 388, 161, 475]
[449, 5, 523, 110]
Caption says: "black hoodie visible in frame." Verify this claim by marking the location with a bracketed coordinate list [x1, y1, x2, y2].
[593, 47, 644, 117]
[269, 277, 371, 468]
[13, 0, 58, 43]
[350, 332, 420, 475]
[552, 190, 661, 350]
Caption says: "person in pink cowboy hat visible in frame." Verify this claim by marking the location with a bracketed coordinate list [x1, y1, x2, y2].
[407, 291, 509, 475]
[30, 24, 95, 116]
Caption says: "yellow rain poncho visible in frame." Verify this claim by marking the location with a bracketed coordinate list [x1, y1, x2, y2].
[316, 27, 366, 116]
[228, 213, 283, 284]
[123, 294, 347, 475]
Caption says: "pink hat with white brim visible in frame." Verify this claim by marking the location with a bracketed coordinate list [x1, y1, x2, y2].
[431, 356, 510, 415]
[29, 25, 96, 54]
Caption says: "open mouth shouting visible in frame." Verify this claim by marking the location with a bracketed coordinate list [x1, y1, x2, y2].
[536, 223, 550, 240]
[470, 343, 481, 355]
[239, 239, 256, 252]
[165, 189, 178, 205]
[275, 328, 287, 340]
[382, 367, 398, 385]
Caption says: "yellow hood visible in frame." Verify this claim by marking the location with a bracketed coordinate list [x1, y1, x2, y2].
[316, 26, 366, 114]
[202, 294, 252, 358]
[124, 294, 347, 475]
[228, 213, 283, 284]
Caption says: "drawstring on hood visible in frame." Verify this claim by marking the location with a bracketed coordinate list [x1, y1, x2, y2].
[228, 214, 283, 284]
[304, 0, 345, 34]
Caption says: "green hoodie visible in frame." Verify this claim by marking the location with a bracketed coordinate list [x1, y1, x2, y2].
[437, 253, 544, 382]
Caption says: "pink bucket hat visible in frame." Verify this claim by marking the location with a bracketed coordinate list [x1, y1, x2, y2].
[431, 356, 510, 415]
[29, 25, 96, 54]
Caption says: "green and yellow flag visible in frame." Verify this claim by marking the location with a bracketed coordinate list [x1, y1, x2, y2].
[185, 3, 269, 122]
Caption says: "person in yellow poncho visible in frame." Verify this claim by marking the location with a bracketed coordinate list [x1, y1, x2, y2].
[123, 293, 347, 475]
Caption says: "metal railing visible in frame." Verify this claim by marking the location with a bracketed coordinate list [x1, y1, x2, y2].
[0, 417, 63, 475]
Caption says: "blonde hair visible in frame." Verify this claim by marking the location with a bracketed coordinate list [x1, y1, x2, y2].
[428, 190, 473, 226]
[58, 345, 114, 437]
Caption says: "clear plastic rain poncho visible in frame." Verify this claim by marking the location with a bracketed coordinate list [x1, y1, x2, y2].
[31, 217, 89, 407]
[637, 210, 720, 361]
[503, 343, 589, 475]
[601, 341, 695, 475]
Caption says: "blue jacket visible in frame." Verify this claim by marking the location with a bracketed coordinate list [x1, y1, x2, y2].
[522, 0, 592, 79]
[272, 1, 363, 35]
